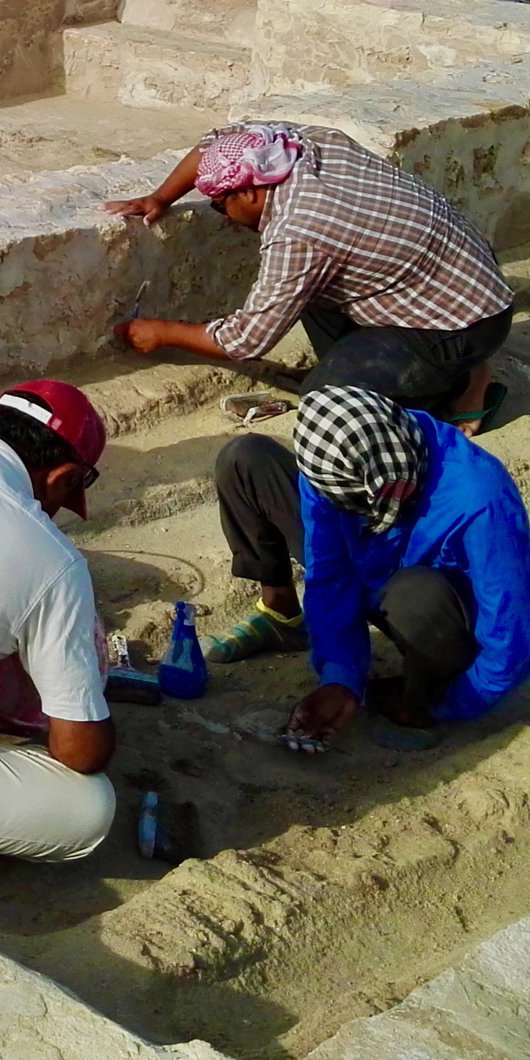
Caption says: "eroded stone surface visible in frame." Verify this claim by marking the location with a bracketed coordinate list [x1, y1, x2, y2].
[0, 0, 119, 101]
[0, 0, 64, 101]
[0, 94, 220, 180]
[249, 0, 530, 97]
[0, 953, 228, 1059]
[61, 21, 250, 109]
[3, 904, 530, 1057]
[235, 65, 530, 247]
[309, 918, 530, 1059]
[64, 0, 119, 23]
[119, 0, 256, 46]
[0, 151, 257, 373]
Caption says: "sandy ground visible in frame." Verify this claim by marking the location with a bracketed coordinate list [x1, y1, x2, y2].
[0, 309, 528, 1057]
[0, 82, 529, 1054]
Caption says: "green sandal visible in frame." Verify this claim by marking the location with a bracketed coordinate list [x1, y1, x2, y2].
[201, 610, 308, 664]
[447, 381, 507, 435]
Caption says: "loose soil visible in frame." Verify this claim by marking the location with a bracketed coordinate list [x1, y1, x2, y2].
[0, 318, 529, 1057]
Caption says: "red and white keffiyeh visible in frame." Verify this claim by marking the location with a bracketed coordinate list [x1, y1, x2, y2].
[195, 123, 302, 198]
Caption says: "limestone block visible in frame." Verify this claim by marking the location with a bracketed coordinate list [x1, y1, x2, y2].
[0, 151, 258, 373]
[0, 952, 230, 1059]
[310, 917, 530, 1060]
[119, 0, 191, 32]
[118, 0, 257, 46]
[234, 61, 530, 248]
[0, 0, 64, 101]
[61, 21, 250, 108]
[249, 0, 530, 99]
[0, 0, 118, 100]
[64, 0, 121, 23]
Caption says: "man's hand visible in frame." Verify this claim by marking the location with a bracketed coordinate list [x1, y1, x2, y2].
[114, 318, 167, 355]
[114, 318, 231, 362]
[286, 684, 359, 743]
[103, 194, 169, 226]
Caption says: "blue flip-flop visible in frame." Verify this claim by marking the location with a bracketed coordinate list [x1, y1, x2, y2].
[373, 716, 445, 751]
[138, 791, 158, 858]
[447, 381, 507, 434]
[138, 792, 201, 863]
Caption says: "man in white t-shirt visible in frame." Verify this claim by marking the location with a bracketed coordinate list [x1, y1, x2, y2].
[0, 378, 115, 861]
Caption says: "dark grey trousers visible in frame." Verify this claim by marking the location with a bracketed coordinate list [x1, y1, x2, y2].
[215, 434, 476, 710]
[299, 304, 513, 409]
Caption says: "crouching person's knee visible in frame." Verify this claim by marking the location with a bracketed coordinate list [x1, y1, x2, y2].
[215, 435, 286, 492]
[57, 770, 116, 862]
[0, 745, 116, 862]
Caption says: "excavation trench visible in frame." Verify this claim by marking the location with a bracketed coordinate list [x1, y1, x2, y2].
[0, 391, 529, 1059]
[1, 1, 530, 1052]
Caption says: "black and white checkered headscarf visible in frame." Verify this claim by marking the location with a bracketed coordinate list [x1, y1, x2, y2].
[294, 386, 428, 533]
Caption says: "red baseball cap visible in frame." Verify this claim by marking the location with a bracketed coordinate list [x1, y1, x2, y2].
[0, 379, 106, 519]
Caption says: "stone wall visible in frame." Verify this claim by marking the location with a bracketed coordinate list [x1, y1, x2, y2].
[236, 64, 530, 251]
[64, 1, 120, 24]
[395, 107, 530, 252]
[0, 0, 119, 102]
[0, 152, 258, 374]
[1, 101, 528, 373]
[235, 0, 530, 249]
[0, 0, 63, 101]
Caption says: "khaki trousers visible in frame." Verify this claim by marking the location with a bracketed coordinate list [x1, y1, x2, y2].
[0, 743, 115, 862]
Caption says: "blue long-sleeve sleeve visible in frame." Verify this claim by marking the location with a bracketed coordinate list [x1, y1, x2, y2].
[432, 497, 530, 721]
[299, 475, 371, 699]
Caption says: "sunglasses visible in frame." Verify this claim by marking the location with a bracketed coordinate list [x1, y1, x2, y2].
[77, 463, 100, 489]
[210, 191, 238, 216]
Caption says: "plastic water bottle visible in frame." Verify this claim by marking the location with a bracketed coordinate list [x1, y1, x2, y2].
[158, 602, 208, 699]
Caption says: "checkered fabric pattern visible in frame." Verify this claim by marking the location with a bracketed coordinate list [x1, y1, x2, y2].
[196, 124, 302, 198]
[201, 122, 513, 361]
[293, 386, 427, 532]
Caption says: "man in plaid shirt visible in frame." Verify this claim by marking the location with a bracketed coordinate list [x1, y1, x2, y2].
[109, 121, 513, 437]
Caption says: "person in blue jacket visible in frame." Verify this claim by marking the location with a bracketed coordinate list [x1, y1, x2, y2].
[207, 386, 530, 748]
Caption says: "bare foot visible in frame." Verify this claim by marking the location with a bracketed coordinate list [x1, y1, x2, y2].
[450, 363, 492, 439]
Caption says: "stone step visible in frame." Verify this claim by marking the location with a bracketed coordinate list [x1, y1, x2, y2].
[249, 0, 530, 99]
[61, 21, 250, 109]
[0, 954, 225, 1060]
[119, 0, 256, 48]
[0, 94, 220, 181]
[233, 59, 530, 250]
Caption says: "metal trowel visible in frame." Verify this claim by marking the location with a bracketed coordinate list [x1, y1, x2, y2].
[132, 279, 150, 318]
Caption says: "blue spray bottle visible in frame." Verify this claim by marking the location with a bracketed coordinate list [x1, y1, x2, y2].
[158, 602, 208, 699]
